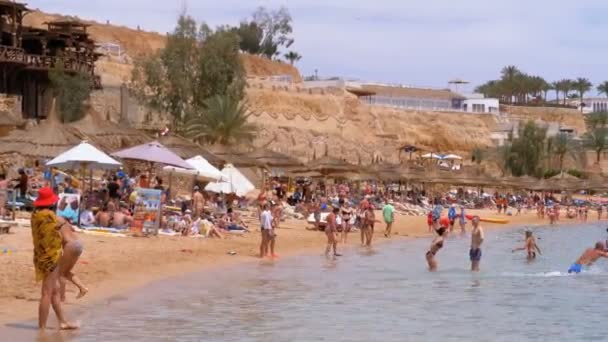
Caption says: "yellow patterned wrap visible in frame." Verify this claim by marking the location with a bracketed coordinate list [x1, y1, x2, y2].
[31, 209, 62, 281]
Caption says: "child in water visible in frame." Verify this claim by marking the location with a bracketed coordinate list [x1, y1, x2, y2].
[512, 230, 541, 260]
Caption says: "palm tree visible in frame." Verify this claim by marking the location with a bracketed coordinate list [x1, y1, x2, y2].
[184, 94, 257, 145]
[585, 111, 608, 130]
[583, 127, 608, 164]
[597, 81, 608, 98]
[560, 79, 574, 105]
[284, 51, 302, 65]
[540, 79, 551, 102]
[573, 77, 593, 111]
[500, 65, 521, 103]
[552, 132, 573, 171]
[551, 81, 561, 103]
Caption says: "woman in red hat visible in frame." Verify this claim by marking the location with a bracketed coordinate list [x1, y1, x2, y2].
[31, 186, 77, 330]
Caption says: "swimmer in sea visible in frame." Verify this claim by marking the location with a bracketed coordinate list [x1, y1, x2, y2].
[567, 241, 608, 274]
[426, 227, 446, 271]
[512, 230, 541, 260]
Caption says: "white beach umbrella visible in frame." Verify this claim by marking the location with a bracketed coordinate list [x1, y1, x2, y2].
[47, 141, 121, 170]
[162, 155, 225, 182]
[442, 154, 463, 160]
[205, 164, 255, 196]
[421, 153, 443, 160]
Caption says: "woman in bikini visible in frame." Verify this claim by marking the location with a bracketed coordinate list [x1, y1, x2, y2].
[340, 200, 353, 244]
[57, 218, 88, 301]
[426, 227, 447, 271]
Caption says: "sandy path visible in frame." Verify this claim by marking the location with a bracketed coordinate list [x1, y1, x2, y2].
[0, 209, 576, 324]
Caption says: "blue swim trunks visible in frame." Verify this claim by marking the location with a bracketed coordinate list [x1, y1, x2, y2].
[469, 248, 482, 262]
[568, 263, 582, 274]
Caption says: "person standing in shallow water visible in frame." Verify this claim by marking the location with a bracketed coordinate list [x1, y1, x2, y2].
[458, 205, 467, 234]
[325, 207, 341, 257]
[469, 216, 484, 272]
[31, 187, 78, 330]
[426, 227, 446, 271]
[512, 230, 541, 260]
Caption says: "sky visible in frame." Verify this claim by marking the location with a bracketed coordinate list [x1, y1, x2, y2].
[27, 0, 608, 93]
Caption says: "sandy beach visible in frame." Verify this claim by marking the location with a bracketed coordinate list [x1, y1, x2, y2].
[0, 209, 578, 325]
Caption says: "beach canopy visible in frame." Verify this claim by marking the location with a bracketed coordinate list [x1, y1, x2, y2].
[111, 141, 193, 169]
[442, 154, 463, 160]
[46, 141, 121, 170]
[205, 164, 255, 196]
[162, 155, 224, 182]
[293, 156, 358, 176]
[421, 153, 444, 160]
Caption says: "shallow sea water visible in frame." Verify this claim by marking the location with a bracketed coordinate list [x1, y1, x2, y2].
[5, 223, 608, 341]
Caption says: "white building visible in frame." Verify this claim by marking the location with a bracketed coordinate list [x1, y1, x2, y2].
[565, 97, 608, 114]
[454, 93, 499, 113]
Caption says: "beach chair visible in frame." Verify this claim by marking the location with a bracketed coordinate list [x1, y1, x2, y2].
[0, 223, 10, 234]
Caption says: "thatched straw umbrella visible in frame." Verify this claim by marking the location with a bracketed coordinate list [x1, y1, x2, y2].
[545, 172, 584, 192]
[302, 156, 360, 176]
[157, 134, 224, 166]
[0, 100, 82, 160]
[581, 174, 608, 192]
[244, 149, 302, 169]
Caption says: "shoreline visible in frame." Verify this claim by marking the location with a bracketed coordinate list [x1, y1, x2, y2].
[0, 209, 580, 325]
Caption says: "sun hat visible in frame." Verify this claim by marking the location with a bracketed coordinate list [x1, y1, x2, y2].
[34, 187, 59, 208]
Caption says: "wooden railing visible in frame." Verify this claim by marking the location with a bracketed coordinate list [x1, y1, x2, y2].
[0, 46, 25, 64]
[0, 45, 95, 75]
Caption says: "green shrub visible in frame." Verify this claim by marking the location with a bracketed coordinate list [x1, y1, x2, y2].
[567, 169, 586, 179]
[543, 169, 560, 179]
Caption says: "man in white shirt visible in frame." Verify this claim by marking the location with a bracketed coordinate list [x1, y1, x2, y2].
[259, 204, 277, 258]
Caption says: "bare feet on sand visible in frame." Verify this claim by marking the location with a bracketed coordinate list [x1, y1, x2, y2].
[59, 322, 79, 330]
[76, 288, 89, 299]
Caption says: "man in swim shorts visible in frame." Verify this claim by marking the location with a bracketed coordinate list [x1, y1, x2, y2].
[568, 241, 608, 273]
[470, 216, 484, 272]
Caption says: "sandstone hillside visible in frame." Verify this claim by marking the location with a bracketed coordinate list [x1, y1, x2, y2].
[246, 86, 495, 163]
[501, 105, 586, 134]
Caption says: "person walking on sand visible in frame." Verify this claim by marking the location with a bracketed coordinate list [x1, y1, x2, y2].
[598, 205, 603, 221]
[192, 186, 205, 219]
[427, 211, 433, 233]
[432, 198, 443, 230]
[57, 218, 88, 301]
[382, 199, 395, 238]
[512, 230, 541, 260]
[469, 216, 484, 272]
[447, 203, 457, 233]
[426, 227, 447, 271]
[568, 242, 608, 273]
[31, 187, 78, 330]
[325, 207, 341, 257]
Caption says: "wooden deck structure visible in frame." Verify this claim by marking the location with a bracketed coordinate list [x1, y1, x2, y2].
[0, 1, 101, 119]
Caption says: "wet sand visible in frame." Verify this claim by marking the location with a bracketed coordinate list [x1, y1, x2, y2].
[0, 208, 581, 327]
